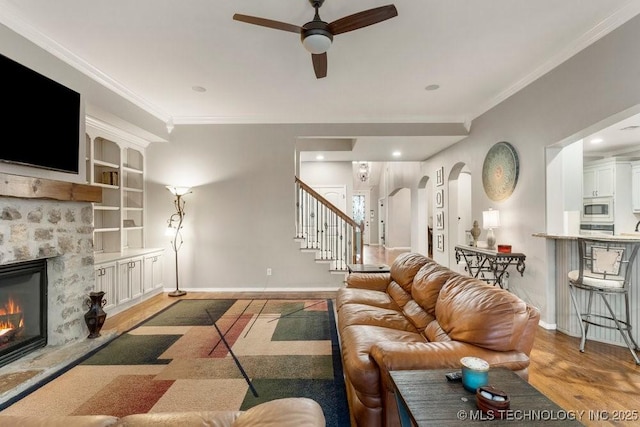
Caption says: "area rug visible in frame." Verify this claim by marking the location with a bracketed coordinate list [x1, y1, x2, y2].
[0, 299, 350, 426]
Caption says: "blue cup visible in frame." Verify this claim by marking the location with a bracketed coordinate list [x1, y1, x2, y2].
[460, 357, 489, 392]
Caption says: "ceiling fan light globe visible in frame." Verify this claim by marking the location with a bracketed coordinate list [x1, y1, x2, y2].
[302, 33, 332, 54]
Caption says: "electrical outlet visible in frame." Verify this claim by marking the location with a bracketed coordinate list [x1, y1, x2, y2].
[266, 268, 272, 276]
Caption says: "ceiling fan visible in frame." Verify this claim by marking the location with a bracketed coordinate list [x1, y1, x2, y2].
[233, 0, 398, 79]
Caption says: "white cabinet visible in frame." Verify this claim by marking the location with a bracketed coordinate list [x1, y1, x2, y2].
[632, 162, 640, 212]
[583, 162, 614, 198]
[117, 257, 143, 304]
[94, 262, 117, 312]
[583, 159, 636, 233]
[144, 251, 164, 293]
[95, 249, 164, 316]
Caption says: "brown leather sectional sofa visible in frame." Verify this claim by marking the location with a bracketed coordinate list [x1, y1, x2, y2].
[0, 397, 325, 427]
[336, 252, 540, 427]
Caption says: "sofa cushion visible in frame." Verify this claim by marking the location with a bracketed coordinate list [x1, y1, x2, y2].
[411, 263, 457, 315]
[389, 253, 431, 292]
[337, 287, 399, 312]
[386, 281, 413, 309]
[338, 303, 417, 332]
[345, 272, 391, 292]
[435, 276, 530, 352]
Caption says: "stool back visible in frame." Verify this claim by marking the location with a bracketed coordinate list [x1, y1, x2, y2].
[574, 238, 640, 289]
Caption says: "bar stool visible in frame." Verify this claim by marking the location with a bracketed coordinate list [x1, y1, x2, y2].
[568, 237, 640, 364]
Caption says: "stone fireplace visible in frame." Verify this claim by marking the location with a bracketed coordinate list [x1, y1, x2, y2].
[0, 196, 95, 348]
[0, 173, 102, 355]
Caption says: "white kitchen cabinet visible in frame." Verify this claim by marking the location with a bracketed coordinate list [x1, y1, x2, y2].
[94, 262, 117, 312]
[583, 162, 614, 198]
[583, 159, 636, 234]
[632, 162, 640, 212]
[144, 251, 164, 293]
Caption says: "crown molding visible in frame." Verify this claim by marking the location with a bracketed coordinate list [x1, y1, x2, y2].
[0, 4, 170, 123]
[85, 116, 152, 148]
[468, 0, 640, 121]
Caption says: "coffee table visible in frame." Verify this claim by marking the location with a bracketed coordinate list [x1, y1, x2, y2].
[389, 368, 583, 426]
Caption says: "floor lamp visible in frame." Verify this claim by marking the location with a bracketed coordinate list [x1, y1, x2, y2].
[166, 186, 192, 297]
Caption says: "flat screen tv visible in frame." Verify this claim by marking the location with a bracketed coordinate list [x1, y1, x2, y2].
[1, 53, 81, 174]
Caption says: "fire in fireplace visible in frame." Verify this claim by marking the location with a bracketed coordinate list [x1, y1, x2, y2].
[0, 259, 47, 368]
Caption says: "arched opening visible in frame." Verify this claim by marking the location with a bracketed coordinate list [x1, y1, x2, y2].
[417, 175, 432, 257]
[447, 162, 472, 269]
[386, 187, 411, 249]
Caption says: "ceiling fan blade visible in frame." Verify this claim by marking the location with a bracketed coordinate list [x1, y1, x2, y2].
[328, 5, 397, 35]
[233, 14, 302, 34]
[312, 53, 327, 79]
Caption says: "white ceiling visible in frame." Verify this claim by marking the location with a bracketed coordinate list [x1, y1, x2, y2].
[2, 0, 640, 162]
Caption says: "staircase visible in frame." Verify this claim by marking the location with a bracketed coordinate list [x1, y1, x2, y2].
[295, 177, 363, 273]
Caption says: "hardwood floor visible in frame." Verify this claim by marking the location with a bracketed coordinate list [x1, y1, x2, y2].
[104, 246, 640, 426]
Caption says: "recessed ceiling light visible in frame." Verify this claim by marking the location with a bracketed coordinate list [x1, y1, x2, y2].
[392, 151, 402, 157]
[192, 85, 207, 92]
[316, 154, 324, 160]
[590, 138, 603, 144]
[425, 84, 440, 91]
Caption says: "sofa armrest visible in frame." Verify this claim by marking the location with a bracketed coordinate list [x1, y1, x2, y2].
[370, 341, 530, 373]
[346, 272, 392, 291]
[234, 397, 325, 427]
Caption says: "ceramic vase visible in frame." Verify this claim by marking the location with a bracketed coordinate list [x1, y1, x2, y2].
[84, 291, 107, 338]
[470, 220, 482, 247]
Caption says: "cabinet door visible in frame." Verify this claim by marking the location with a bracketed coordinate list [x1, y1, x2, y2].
[583, 168, 597, 197]
[144, 252, 164, 293]
[633, 167, 640, 212]
[94, 262, 117, 312]
[117, 257, 143, 303]
[595, 166, 614, 197]
[583, 164, 615, 197]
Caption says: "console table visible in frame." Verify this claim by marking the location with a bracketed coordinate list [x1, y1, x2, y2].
[454, 245, 525, 289]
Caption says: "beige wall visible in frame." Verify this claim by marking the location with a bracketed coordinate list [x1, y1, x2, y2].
[419, 14, 640, 325]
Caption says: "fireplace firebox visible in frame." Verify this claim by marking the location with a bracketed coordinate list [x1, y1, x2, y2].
[0, 259, 47, 368]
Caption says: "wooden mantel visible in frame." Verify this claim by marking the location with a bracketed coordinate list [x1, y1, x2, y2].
[0, 172, 102, 203]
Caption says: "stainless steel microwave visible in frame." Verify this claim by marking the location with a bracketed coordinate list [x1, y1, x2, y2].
[582, 197, 614, 222]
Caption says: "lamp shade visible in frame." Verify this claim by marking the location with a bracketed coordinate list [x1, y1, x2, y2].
[483, 209, 501, 229]
[166, 186, 191, 196]
[302, 33, 332, 54]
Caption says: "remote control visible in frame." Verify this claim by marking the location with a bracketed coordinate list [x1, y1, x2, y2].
[445, 371, 463, 381]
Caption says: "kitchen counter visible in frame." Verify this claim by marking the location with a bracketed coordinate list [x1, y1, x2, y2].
[536, 232, 640, 350]
[533, 232, 640, 241]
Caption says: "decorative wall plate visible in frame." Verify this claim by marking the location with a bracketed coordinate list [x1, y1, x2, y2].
[482, 141, 519, 201]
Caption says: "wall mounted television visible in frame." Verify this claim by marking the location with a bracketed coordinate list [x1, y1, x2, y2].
[1, 53, 81, 174]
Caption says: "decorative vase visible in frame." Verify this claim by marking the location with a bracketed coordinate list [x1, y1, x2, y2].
[84, 291, 107, 338]
[470, 220, 482, 247]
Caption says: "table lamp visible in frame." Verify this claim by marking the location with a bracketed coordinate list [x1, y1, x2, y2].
[483, 209, 500, 250]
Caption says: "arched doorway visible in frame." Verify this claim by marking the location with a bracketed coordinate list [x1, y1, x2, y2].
[447, 163, 472, 269]
[417, 175, 432, 257]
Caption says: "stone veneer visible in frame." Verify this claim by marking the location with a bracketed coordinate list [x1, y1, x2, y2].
[0, 196, 95, 346]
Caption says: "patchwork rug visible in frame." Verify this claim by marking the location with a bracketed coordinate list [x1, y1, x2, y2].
[1, 299, 349, 426]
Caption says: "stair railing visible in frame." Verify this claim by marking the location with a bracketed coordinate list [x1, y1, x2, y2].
[295, 177, 364, 271]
